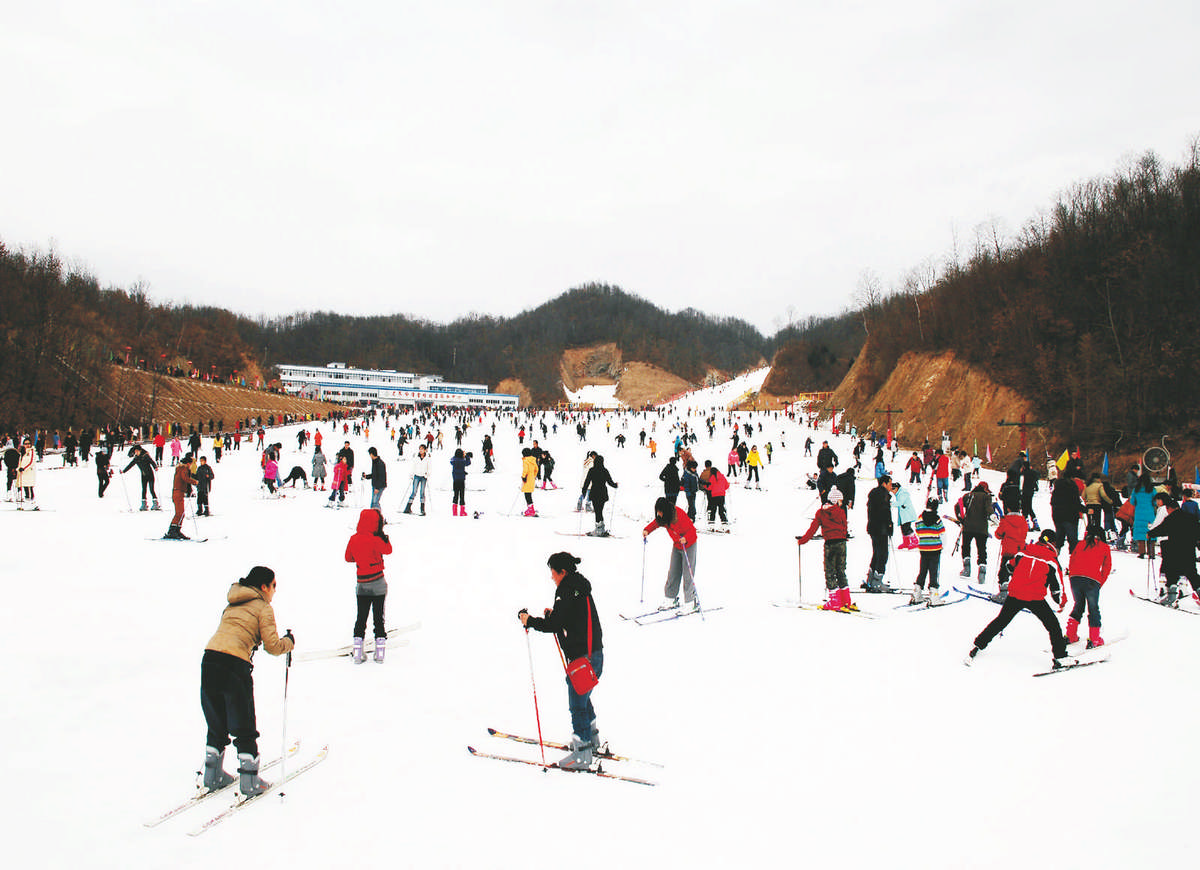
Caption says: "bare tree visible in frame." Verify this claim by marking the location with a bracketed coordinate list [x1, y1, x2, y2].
[853, 269, 883, 336]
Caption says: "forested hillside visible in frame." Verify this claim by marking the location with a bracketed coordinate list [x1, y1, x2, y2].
[854, 144, 1200, 445]
[241, 284, 772, 404]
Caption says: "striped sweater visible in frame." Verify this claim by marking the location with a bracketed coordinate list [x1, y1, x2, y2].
[915, 518, 945, 552]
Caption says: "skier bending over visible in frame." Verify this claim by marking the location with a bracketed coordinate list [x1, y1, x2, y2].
[643, 497, 699, 612]
[965, 530, 1075, 670]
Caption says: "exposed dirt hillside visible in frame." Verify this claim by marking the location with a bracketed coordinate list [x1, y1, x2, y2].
[106, 367, 346, 428]
[614, 362, 692, 408]
[829, 348, 1047, 466]
[496, 378, 533, 406]
[556, 344, 693, 408]
[560, 343, 623, 391]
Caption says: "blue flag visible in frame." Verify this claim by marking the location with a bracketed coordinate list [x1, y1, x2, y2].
[1101, 452, 1109, 476]
[1195, 465, 1199, 485]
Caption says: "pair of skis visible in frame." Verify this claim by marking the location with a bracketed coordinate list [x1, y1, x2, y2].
[293, 622, 421, 662]
[619, 604, 721, 625]
[144, 741, 329, 835]
[467, 729, 658, 786]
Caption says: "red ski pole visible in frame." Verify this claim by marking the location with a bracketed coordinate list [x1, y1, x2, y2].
[523, 627, 548, 768]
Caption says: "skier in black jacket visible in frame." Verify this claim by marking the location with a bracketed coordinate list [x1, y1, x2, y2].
[1148, 494, 1200, 606]
[519, 552, 604, 770]
[659, 457, 681, 507]
[122, 446, 159, 510]
[864, 475, 894, 590]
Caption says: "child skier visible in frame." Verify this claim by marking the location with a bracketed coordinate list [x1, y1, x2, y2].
[910, 499, 946, 604]
[992, 502, 1030, 601]
[796, 487, 855, 612]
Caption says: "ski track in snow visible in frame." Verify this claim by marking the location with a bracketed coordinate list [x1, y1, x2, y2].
[6, 379, 1197, 869]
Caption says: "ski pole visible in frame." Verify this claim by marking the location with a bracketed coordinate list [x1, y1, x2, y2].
[679, 541, 703, 621]
[523, 628, 548, 768]
[796, 538, 803, 604]
[279, 634, 292, 799]
[640, 537, 647, 603]
[117, 469, 133, 512]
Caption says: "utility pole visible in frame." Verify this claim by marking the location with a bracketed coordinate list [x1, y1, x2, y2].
[997, 414, 1047, 452]
[873, 405, 904, 448]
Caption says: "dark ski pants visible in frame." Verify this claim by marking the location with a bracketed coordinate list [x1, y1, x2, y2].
[823, 539, 848, 590]
[916, 550, 941, 589]
[592, 496, 607, 525]
[201, 650, 260, 756]
[1068, 576, 1102, 628]
[706, 495, 728, 524]
[962, 531, 987, 566]
[354, 593, 386, 639]
[869, 531, 890, 575]
[974, 597, 1067, 659]
[97, 472, 110, 498]
[140, 476, 157, 500]
[452, 480, 465, 507]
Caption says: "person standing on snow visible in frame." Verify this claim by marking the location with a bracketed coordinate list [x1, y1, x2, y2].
[909, 499, 946, 604]
[1064, 526, 1113, 648]
[702, 460, 730, 525]
[993, 500, 1029, 601]
[449, 448, 472, 516]
[362, 446, 387, 511]
[643, 497, 700, 612]
[959, 480, 993, 583]
[122, 445, 160, 511]
[965, 530, 1075, 670]
[520, 447, 539, 517]
[864, 475, 894, 591]
[796, 486, 856, 612]
[581, 453, 618, 536]
[195, 456, 214, 517]
[403, 443, 431, 515]
[518, 552, 604, 770]
[1147, 492, 1200, 606]
[345, 508, 393, 663]
[311, 446, 327, 490]
[891, 480, 918, 549]
[200, 566, 295, 796]
[165, 453, 199, 539]
[659, 456, 681, 507]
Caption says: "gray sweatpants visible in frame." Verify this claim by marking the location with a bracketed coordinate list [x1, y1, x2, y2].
[664, 544, 697, 602]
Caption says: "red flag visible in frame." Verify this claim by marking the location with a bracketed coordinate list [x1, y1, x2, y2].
[986, 444, 992, 463]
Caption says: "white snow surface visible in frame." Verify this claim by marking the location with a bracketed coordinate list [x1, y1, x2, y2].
[4, 394, 1197, 868]
[563, 382, 621, 409]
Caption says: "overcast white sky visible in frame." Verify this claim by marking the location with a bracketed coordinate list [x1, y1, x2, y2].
[2, 1, 1196, 337]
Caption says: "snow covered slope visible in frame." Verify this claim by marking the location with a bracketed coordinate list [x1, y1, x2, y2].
[3, 393, 1196, 869]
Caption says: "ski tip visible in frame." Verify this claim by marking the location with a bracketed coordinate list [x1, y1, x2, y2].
[486, 728, 498, 736]
[467, 746, 479, 755]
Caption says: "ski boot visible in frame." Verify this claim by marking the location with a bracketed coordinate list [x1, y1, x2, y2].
[1064, 617, 1080, 645]
[403, 502, 413, 514]
[927, 586, 945, 605]
[587, 522, 607, 537]
[964, 645, 982, 666]
[236, 753, 271, 797]
[976, 563, 987, 584]
[203, 746, 235, 792]
[657, 597, 679, 611]
[152, 498, 161, 511]
[1051, 656, 1079, 670]
[959, 556, 971, 578]
[140, 499, 149, 512]
[1086, 625, 1104, 650]
[374, 636, 386, 664]
[352, 637, 365, 664]
[908, 586, 926, 606]
[557, 735, 593, 771]
[164, 524, 188, 540]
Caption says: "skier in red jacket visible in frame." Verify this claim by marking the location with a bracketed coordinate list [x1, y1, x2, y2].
[796, 487, 855, 612]
[344, 508, 393, 663]
[965, 530, 1075, 670]
[643, 497, 699, 612]
[1065, 527, 1113, 648]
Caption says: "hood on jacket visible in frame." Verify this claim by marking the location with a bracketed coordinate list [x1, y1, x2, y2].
[356, 508, 383, 534]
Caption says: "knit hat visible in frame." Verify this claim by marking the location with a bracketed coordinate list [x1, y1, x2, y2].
[828, 487, 843, 503]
